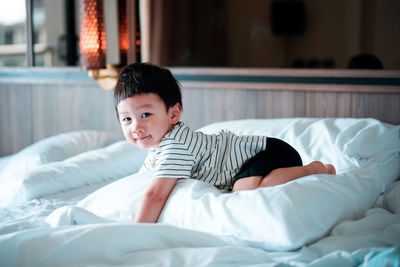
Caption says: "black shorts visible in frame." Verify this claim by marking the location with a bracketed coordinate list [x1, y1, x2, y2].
[233, 137, 303, 182]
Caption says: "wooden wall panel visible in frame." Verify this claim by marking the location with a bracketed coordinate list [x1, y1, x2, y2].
[181, 87, 400, 131]
[1, 67, 399, 156]
[353, 92, 400, 123]
[1, 80, 124, 156]
[0, 84, 34, 156]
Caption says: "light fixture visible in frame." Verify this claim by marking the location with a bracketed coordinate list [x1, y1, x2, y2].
[87, 63, 120, 90]
[79, 0, 106, 70]
[79, 0, 132, 90]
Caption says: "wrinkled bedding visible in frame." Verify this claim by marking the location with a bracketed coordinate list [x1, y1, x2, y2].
[0, 118, 399, 266]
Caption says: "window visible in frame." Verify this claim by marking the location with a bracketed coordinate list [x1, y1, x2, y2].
[0, 0, 79, 67]
[0, 0, 27, 66]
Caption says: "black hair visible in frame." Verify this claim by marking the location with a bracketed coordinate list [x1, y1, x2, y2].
[348, 53, 383, 69]
[114, 63, 182, 118]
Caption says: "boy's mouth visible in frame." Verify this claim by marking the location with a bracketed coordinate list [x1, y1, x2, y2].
[136, 135, 150, 142]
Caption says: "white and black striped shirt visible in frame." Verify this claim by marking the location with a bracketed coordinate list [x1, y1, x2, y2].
[140, 122, 268, 190]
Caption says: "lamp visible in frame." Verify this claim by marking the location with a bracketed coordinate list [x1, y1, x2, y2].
[118, 0, 128, 66]
[79, 0, 106, 70]
[79, 0, 132, 90]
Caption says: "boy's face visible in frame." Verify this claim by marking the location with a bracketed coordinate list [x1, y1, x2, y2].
[117, 93, 181, 149]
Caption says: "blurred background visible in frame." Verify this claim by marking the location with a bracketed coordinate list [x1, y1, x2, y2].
[1, 0, 399, 69]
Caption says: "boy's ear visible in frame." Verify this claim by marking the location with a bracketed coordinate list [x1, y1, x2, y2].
[169, 103, 182, 124]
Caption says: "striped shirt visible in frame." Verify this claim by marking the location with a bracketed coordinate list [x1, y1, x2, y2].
[140, 122, 268, 190]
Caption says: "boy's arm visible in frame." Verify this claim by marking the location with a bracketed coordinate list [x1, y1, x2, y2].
[135, 177, 178, 223]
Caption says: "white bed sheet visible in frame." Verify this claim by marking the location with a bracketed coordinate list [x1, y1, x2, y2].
[1, 206, 399, 266]
[0, 118, 399, 266]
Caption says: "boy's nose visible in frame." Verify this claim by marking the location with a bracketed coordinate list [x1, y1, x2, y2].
[132, 123, 144, 138]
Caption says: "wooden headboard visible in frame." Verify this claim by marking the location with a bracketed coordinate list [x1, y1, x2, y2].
[1, 67, 399, 156]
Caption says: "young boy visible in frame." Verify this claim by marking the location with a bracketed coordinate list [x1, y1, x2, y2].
[114, 63, 336, 223]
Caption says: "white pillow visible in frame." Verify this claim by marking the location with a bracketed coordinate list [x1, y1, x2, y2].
[72, 164, 381, 251]
[77, 171, 152, 222]
[384, 181, 400, 214]
[0, 155, 12, 171]
[198, 118, 354, 173]
[0, 141, 148, 206]
[198, 118, 400, 185]
[159, 165, 381, 251]
[0, 131, 112, 180]
[336, 119, 400, 185]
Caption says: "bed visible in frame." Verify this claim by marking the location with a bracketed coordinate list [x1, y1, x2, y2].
[0, 117, 399, 266]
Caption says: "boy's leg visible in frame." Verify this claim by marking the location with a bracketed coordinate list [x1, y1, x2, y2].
[258, 161, 333, 187]
[232, 161, 335, 192]
[232, 176, 263, 192]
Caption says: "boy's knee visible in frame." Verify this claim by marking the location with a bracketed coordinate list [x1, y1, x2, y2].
[232, 176, 262, 192]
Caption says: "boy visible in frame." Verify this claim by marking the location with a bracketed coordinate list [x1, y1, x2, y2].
[114, 63, 336, 223]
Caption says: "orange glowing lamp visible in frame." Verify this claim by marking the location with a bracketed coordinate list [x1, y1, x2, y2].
[79, 0, 107, 70]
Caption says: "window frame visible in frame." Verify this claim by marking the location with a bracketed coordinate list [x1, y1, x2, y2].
[26, 0, 34, 66]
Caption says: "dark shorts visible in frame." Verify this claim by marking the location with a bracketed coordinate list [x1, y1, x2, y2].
[233, 137, 303, 182]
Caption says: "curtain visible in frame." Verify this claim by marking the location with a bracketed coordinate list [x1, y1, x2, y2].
[138, 0, 228, 66]
[139, 0, 170, 65]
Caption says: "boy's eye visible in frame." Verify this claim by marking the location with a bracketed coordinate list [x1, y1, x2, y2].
[141, 113, 151, 118]
[122, 117, 131, 123]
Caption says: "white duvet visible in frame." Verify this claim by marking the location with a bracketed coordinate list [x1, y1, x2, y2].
[0, 118, 399, 266]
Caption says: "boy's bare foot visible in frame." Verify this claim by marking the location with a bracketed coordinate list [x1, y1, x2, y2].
[308, 161, 336, 175]
[308, 161, 327, 174]
[325, 164, 336, 175]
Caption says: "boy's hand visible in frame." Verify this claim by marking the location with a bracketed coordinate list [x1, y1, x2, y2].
[135, 177, 178, 223]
